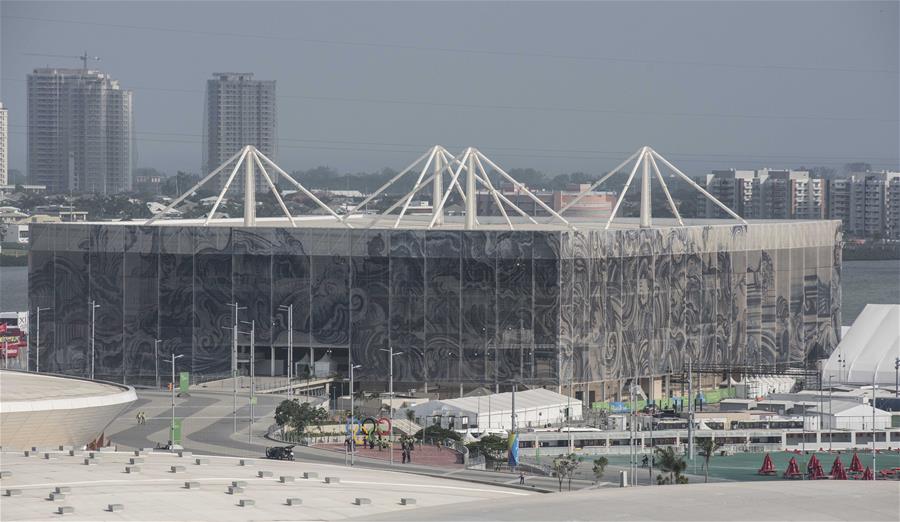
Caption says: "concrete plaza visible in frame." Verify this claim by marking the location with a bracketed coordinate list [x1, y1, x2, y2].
[0, 449, 529, 521]
[363, 481, 900, 521]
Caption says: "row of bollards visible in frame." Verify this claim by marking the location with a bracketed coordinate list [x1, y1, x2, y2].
[5, 451, 420, 513]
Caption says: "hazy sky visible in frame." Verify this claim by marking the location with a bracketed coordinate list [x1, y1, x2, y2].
[1, 1, 898, 177]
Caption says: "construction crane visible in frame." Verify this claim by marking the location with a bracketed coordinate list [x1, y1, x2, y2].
[23, 52, 100, 70]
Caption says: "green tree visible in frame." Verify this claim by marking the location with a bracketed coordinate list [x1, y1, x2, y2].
[552, 453, 581, 491]
[274, 399, 328, 435]
[404, 409, 416, 423]
[466, 434, 508, 463]
[654, 447, 688, 485]
[592, 456, 609, 483]
[161, 171, 202, 197]
[697, 437, 724, 483]
[414, 425, 461, 443]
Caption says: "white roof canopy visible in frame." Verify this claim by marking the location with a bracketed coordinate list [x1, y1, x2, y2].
[411, 388, 581, 417]
[823, 304, 900, 386]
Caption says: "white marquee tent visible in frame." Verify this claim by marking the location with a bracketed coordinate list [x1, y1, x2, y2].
[408, 388, 582, 431]
[821, 403, 892, 431]
[822, 304, 899, 386]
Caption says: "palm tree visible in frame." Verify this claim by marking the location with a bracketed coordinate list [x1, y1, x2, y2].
[654, 447, 688, 485]
[697, 438, 724, 483]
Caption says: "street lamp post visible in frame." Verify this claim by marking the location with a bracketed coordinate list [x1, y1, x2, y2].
[828, 375, 834, 451]
[154, 340, 162, 389]
[380, 347, 404, 466]
[240, 320, 257, 426]
[225, 302, 245, 433]
[895, 358, 899, 398]
[629, 382, 635, 486]
[872, 358, 884, 481]
[349, 363, 362, 466]
[35, 306, 52, 373]
[163, 353, 185, 446]
[229, 322, 255, 442]
[249, 321, 255, 426]
[687, 357, 694, 462]
[90, 301, 100, 380]
[279, 304, 294, 400]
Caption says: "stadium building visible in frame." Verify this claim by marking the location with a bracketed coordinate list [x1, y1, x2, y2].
[27, 146, 841, 401]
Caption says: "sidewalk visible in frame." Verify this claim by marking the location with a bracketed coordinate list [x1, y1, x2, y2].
[316, 442, 464, 468]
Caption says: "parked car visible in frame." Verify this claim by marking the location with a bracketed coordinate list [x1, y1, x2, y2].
[265, 445, 295, 461]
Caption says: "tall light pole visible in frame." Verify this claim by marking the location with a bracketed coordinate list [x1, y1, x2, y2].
[349, 363, 362, 466]
[380, 347, 404, 466]
[687, 357, 694, 462]
[279, 304, 293, 400]
[154, 339, 162, 388]
[872, 358, 884, 480]
[163, 353, 185, 446]
[35, 306, 52, 373]
[241, 320, 256, 426]
[894, 358, 899, 398]
[828, 375, 834, 451]
[90, 301, 100, 380]
[226, 302, 245, 433]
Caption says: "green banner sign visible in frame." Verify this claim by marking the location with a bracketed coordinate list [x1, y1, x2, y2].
[170, 418, 183, 444]
[179, 372, 190, 393]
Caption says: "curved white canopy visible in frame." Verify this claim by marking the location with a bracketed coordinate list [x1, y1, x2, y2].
[823, 304, 900, 386]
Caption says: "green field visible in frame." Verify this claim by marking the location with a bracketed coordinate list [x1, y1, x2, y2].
[585, 451, 900, 482]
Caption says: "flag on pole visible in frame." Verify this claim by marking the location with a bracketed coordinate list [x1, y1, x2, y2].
[507, 432, 519, 467]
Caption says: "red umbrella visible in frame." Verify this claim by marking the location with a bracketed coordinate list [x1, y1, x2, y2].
[861, 466, 874, 480]
[783, 457, 802, 479]
[807, 454, 820, 473]
[806, 455, 825, 480]
[808, 458, 826, 480]
[830, 456, 847, 480]
[758, 453, 776, 475]
[849, 452, 864, 473]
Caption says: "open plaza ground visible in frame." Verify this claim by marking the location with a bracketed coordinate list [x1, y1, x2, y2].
[0, 449, 529, 521]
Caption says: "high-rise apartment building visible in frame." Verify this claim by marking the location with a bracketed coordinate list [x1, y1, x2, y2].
[827, 177, 852, 228]
[27, 68, 134, 194]
[0, 102, 8, 186]
[829, 171, 900, 239]
[702, 169, 755, 218]
[203, 73, 276, 193]
[702, 168, 824, 220]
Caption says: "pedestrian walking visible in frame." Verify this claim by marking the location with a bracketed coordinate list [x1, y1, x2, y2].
[519, 471, 526, 485]
[401, 440, 408, 464]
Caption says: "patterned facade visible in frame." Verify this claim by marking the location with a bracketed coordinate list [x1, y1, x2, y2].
[27, 220, 841, 391]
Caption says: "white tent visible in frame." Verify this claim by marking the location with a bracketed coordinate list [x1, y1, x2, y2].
[823, 304, 900, 386]
[408, 388, 582, 431]
[822, 403, 892, 431]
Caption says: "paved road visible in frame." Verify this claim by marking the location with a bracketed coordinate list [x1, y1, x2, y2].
[105, 389, 594, 492]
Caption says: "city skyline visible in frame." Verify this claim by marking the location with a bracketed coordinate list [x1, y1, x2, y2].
[1, 1, 898, 180]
